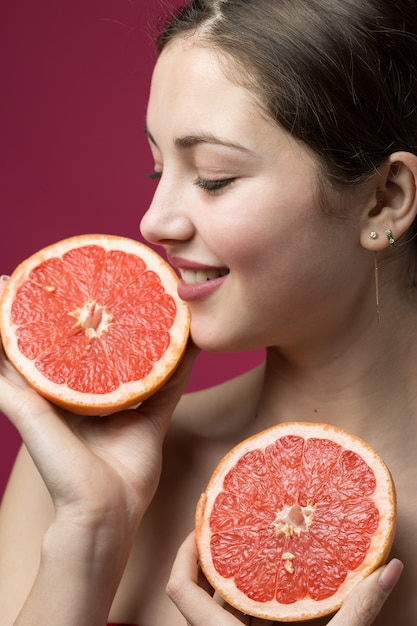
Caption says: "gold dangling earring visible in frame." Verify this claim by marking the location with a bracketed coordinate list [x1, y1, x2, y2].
[369, 232, 380, 324]
[374, 251, 380, 325]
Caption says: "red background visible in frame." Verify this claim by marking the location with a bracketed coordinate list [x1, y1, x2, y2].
[0, 1, 263, 498]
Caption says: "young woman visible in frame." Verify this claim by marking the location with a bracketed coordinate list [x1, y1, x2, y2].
[0, 0, 415, 624]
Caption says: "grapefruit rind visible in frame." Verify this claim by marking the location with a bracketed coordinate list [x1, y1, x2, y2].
[0, 234, 190, 415]
[195, 422, 396, 622]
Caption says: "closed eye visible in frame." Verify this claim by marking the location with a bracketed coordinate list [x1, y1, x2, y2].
[146, 172, 236, 194]
[194, 178, 235, 193]
[146, 171, 162, 180]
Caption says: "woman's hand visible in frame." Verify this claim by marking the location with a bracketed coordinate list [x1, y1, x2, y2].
[0, 272, 198, 531]
[0, 338, 198, 530]
[167, 532, 404, 626]
[0, 276, 200, 624]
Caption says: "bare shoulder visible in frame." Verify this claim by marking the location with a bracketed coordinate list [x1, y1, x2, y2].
[172, 361, 266, 437]
[0, 443, 53, 540]
[0, 444, 53, 623]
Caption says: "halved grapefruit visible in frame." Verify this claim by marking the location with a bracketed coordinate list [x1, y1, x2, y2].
[196, 422, 396, 622]
[0, 234, 190, 415]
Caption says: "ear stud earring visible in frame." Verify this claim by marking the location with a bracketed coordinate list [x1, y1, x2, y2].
[370, 231, 378, 240]
[385, 229, 395, 247]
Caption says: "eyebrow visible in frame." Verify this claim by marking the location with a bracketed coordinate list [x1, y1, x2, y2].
[144, 123, 253, 154]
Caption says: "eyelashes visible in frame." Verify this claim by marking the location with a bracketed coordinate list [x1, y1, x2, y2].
[146, 171, 235, 194]
[193, 178, 235, 193]
[146, 171, 162, 180]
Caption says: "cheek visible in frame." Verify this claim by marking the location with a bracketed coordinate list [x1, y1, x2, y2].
[227, 207, 350, 304]
[209, 195, 314, 274]
[201, 196, 281, 263]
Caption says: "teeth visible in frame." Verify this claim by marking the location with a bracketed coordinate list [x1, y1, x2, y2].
[180, 268, 229, 284]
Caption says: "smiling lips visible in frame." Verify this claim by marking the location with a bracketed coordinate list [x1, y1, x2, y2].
[170, 261, 230, 302]
[179, 267, 229, 284]
[177, 271, 229, 301]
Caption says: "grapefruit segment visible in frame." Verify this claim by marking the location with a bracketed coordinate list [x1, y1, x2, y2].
[0, 234, 190, 415]
[196, 422, 396, 622]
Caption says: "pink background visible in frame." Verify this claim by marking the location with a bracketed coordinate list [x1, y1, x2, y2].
[0, 1, 263, 498]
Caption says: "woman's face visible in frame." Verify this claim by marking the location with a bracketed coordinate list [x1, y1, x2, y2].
[141, 40, 371, 356]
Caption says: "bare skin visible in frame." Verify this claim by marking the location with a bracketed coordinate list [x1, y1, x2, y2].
[0, 39, 416, 626]
[0, 359, 410, 625]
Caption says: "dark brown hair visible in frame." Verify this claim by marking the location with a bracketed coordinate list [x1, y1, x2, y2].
[157, 0, 417, 189]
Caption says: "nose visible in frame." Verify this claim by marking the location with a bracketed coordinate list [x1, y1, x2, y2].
[140, 176, 194, 247]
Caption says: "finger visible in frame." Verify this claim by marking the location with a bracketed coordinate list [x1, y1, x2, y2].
[0, 339, 197, 470]
[0, 340, 30, 389]
[0, 274, 10, 295]
[329, 559, 403, 626]
[167, 531, 245, 626]
[138, 340, 200, 436]
[197, 563, 215, 597]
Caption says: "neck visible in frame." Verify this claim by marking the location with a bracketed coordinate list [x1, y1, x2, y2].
[257, 292, 417, 451]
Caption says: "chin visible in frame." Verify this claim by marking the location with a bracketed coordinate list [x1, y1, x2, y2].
[190, 325, 258, 354]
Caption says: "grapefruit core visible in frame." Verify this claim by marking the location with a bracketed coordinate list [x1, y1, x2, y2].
[196, 422, 396, 622]
[0, 234, 190, 415]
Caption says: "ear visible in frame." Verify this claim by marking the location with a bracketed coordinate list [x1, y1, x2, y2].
[360, 151, 417, 251]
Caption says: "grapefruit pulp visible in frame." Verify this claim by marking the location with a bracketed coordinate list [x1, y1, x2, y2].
[0, 234, 190, 415]
[196, 422, 396, 622]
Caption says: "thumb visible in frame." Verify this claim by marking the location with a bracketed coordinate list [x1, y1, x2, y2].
[137, 340, 200, 436]
[0, 274, 10, 289]
[330, 559, 403, 626]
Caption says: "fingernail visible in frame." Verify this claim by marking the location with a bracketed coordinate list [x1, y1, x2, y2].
[0, 275, 10, 282]
[378, 558, 404, 594]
